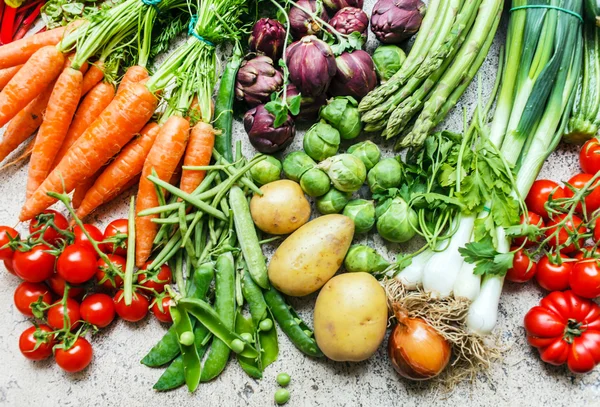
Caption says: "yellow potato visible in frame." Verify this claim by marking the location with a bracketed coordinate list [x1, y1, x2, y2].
[314, 273, 387, 362]
[267, 214, 354, 296]
[250, 180, 311, 235]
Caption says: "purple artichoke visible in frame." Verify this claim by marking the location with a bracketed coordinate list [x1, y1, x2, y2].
[323, 0, 364, 14]
[248, 18, 287, 62]
[371, 0, 425, 44]
[330, 7, 369, 38]
[286, 36, 337, 97]
[235, 56, 284, 107]
[286, 83, 327, 121]
[244, 104, 296, 153]
[329, 50, 377, 100]
[289, 0, 329, 39]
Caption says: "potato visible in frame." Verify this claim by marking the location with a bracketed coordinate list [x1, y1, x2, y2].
[250, 180, 311, 235]
[314, 273, 387, 362]
[268, 214, 354, 296]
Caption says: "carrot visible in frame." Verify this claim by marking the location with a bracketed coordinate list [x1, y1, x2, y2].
[0, 25, 69, 70]
[81, 63, 105, 96]
[52, 82, 115, 169]
[0, 46, 65, 128]
[179, 122, 216, 195]
[76, 122, 160, 219]
[0, 65, 22, 91]
[170, 156, 185, 186]
[72, 171, 101, 209]
[117, 65, 149, 95]
[0, 137, 35, 171]
[135, 116, 190, 267]
[20, 82, 158, 221]
[26, 67, 83, 198]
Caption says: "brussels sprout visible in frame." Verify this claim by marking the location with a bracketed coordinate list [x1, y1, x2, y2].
[319, 96, 363, 140]
[344, 244, 390, 273]
[303, 122, 341, 162]
[282, 151, 316, 182]
[375, 197, 417, 243]
[347, 140, 381, 170]
[343, 199, 375, 234]
[316, 188, 352, 214]
[367, 157, 402, 193]
[373, 45, 406, 82]
[319, 153, 366, 192]
[299, 168, 331, 197]
[249, 155, 282, 186]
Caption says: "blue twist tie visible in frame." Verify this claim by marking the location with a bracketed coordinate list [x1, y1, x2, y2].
[509, 5, 583, 23]
[141, 0, 161, 6]
[188, 15, 215, 47]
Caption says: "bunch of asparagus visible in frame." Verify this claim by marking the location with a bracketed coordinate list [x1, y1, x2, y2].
[358, 0, 503, 148]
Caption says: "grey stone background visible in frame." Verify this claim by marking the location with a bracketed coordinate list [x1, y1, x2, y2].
[0, 1, 598, 406]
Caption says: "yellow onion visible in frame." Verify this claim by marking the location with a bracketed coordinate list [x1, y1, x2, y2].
[388, 306, 451, 380]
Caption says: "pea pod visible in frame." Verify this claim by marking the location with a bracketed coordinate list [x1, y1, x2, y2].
[241, 269, 268, 327]
[170, 304, 201, 392]
[264, 286, 323, 358]
[235, 312, 262, 379]
[258, 310, 279, 369]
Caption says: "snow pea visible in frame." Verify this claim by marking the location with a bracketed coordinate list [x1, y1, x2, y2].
[235, 312, 262, 379]
[170, 304, 201, 392]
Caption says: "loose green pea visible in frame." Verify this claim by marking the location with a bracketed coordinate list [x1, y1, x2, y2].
[259, 318, 274, 331]
[179, 331, 195, 347]
[276, 373, 291, 387]
[231, 338, 245, 354]
[274, 389, 290, 405]
[240, 333, 254, 343]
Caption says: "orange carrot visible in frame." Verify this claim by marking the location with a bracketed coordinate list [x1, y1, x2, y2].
[170, 156, 185, 186]
[0, 25, 70, 70]
[117, 66, 149, 95]
[72, 171, 101, 209]
[179, 122, 216, 195]
[136, 116, 190, 266]
[0, 136, 35, 170]
[0, 46, 65, 128]
[75, 123, 160, 219]
[26, 67, 83, 198]
[0, 65, 22, 91]
[52, 82, 115, 169]
[20, 82, 158, 221]
[81, 63, 105, 96]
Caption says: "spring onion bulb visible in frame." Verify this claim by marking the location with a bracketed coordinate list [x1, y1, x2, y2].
[395, 249, 434, 290]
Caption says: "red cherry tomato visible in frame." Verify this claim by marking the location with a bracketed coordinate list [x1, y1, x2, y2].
[14, 282, 52, 317]
[525, 180, 566, 219]
[102, 219, 128, 256]
[0, 226, 19, 261]
[55, 337, 93, 372]
[569, 259, 600, 299]
[80, 293, 116, 328]
[506, 248, 537, 283]
[152, 296, 173, 323]
[12, 244, 56, 282]
[96, 254, 126, 289]
[46, 274, 85, 299]
[72, 224, 103, 254]
[19, 325, 55, 361]
[113, 290, 149, 322]
[563, 173, 600, 214]
[138, 263, 172, 293]
[4, 258, 16, 275]
[536, 255, 573, 292]
[57, 244, 97, 285]
[513, 211, 545, 248]
[47, 298, 81, 331]
[544, 214, 586, 253]
[29, 210, 69, 244]
[580, 138, 600, 175]
[573, 246, 600, 261]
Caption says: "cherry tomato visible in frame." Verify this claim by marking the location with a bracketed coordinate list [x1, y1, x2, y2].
[47, 274, 85, 299]
[138, 263, 172, 293]
[573, 246, 600, 261]
[4, 258, 16, 275]
[525, 180, 566, 219]
[152, 296, 173, 323]
[13, 244, 56, 283]
[57, 244, 97, 285]
[96, 254, 126, 289]
[80, 293, 116, 328]
[72, 224, 103, 254]
[47, 298, 81, 331]
[544, 214, 586, 253]
[102, 219, 128, 256]
[0, 226, 19, 261]
[535, 255, 573, 292]
[563, 173, 600, 214]
[569, 259, 600, 299]
[14, 282, 52, 317]
[29, 209, 69, 244]
[113, 290, 149, 322]
[506, 248, 537, 283]
[513, 211, 545, 248]
[580, 138, 600, 175]
[55, 337, 93, 372]
[19, 325, 55, 361]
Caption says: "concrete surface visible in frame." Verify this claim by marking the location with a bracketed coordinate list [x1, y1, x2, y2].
[0, 2, 598, 406]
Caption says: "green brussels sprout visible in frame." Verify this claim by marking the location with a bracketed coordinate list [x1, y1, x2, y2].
[316, 188, 352, 214]
[299, 167, 331, 197]
[372, 45, 406, 82]
[319, 96, 363, 140]
[249, 155, 282, 185]
[303, 122, 341, 162]
[344, 244, 391, 273]
[282, 151, 316, 182]
[318, 154, 366, 192]
[367, 157, 402, 194]
[343, 199, 375, 234]
[375, 197, 417, 243]
[347, 140, 381, 171]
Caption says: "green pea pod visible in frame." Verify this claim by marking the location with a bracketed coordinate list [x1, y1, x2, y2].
[170, 305, 201, 392]
[264, 286, 323, 358]
[241, 269, 268, 327]
[235, 311, 262, 379]
[258, 310, 279, 369]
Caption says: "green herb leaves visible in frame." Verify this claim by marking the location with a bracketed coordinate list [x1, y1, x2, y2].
[459, 237, 514, 277]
